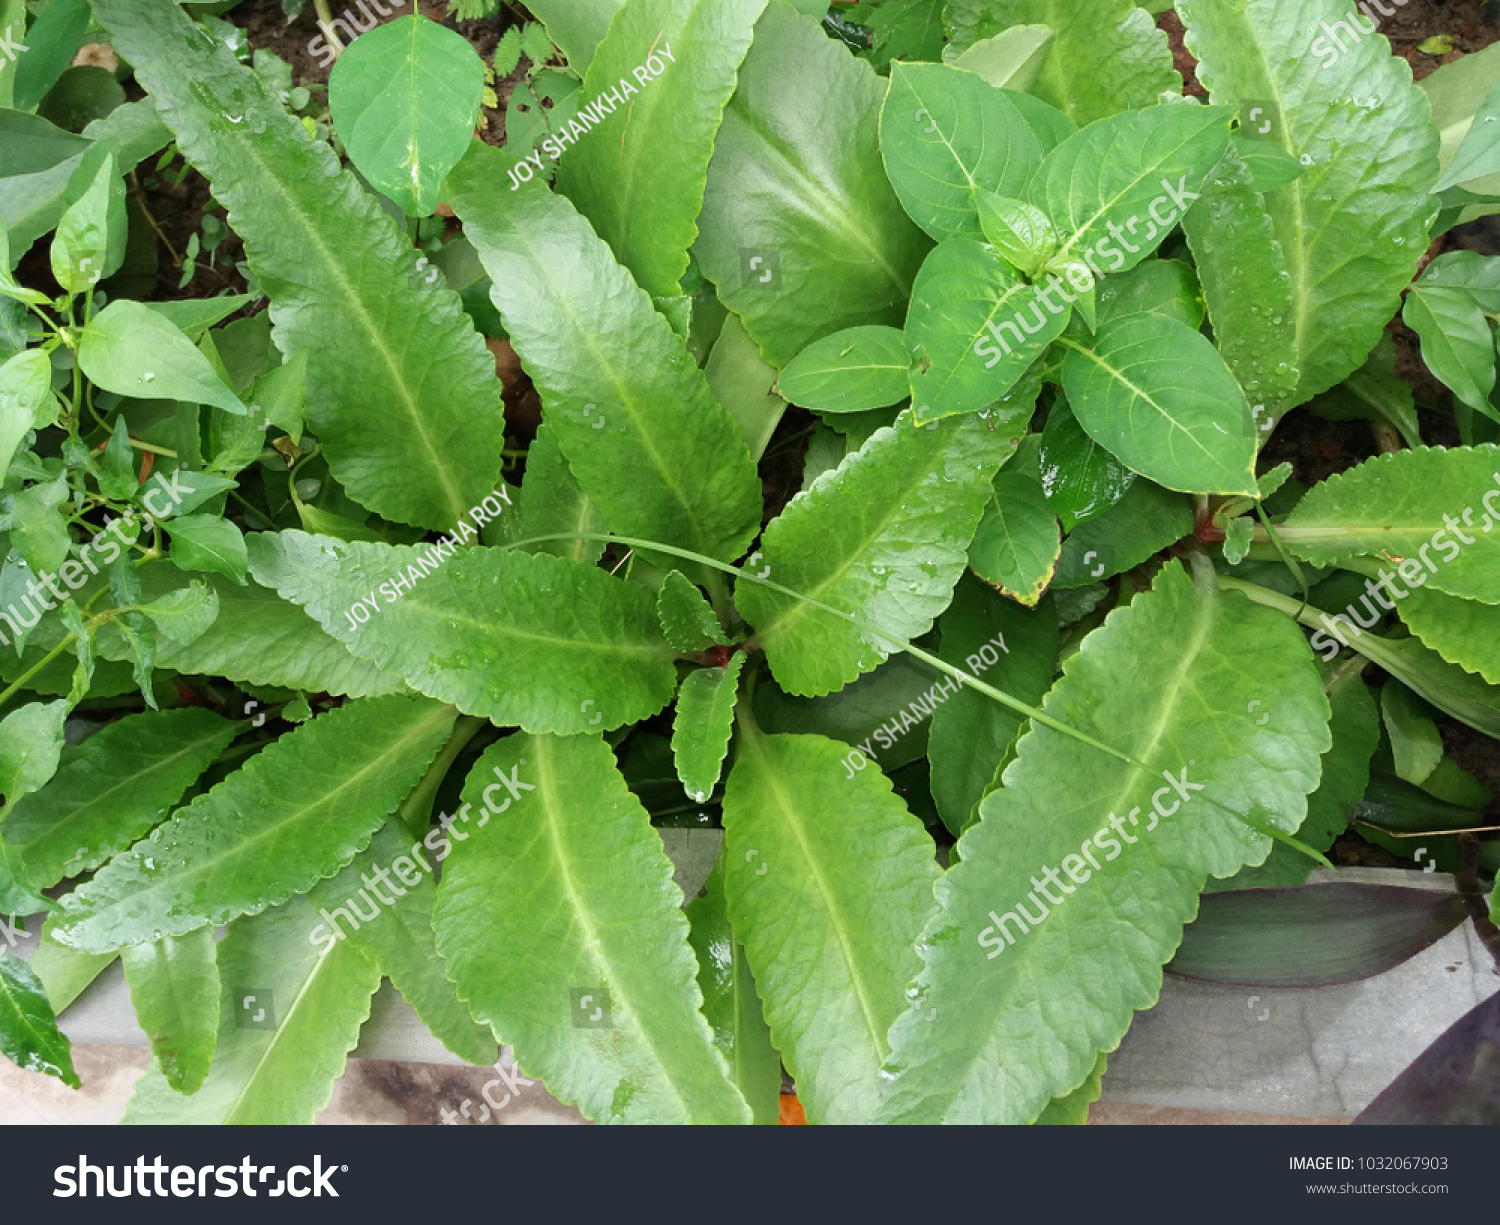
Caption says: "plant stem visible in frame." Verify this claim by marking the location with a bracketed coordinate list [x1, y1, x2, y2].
[396, 714, 488, 838]
[313, 0, 345, 54]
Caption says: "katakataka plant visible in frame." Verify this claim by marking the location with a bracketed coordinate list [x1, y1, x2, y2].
[0, 0, 1498, 1125]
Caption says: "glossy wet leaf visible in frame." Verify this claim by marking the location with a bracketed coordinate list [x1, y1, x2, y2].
[967, 471, 1061, 605]
[0, 954, 77, 1089]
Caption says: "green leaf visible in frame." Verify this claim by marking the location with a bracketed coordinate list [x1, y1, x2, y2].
[1180, 142, 1300, 413]
[968, 471, 1061, 606]
[0, 698, 67, 810]
[1177, 0, 1439, 407]
[0, 350, 52, 479]
[673, 653, 744, 804]
[1170, 882, 1468, 988]
[124, 895, 383, 1123]
[30, 920, 116, 1013]
[1027, 104, 1234, 280]
[778, 326, 909, 414]
[1434, 81, 1500, 191]
[1395, 584, 1500, 685]
[523, 0, 624, 73]
[488, 425, 605, 565]
[738, 409, 1020, 696]
[0, 954, 78, 1089]
[138, 580, 219, 646]
[49, 150, 125, 297]
[1053, 478, 1191, 589]
[1036, 1053, 1106, 1124]
[880, 64, 1069, 244]
[696, 1, 931, 367]
[557, 0, 768, 300]
[92, 568, 408, 700]
[703, 312, 787, 461]
[433, 734, 751, 1124]
[722, 720, 940, 1124]
[51, 695, 458, 954]
[78, 301, 247, 416]
[0, 112, 96, 263]
[875, 562, 1330, 1123]
[247, 531, 677, 735]
[657, 570, 730, 653]
[90, 0, 505, 532]
[1038, 393, 1134, 530]
[166, 513, 248, 583]
[0, 0, 22, 111]
[1402, 283, 1497, 417]
[307, 821, 496, 1066]
[1281, 446, 1500, 604]
[11, 0, 90, 113]
[97, 416, 137, 502]
[1381, 681, 1442, 786]
[1421, 41, 1500, 212]
[929, 576, 1059, 835]
[975, 193, 1061, 279]
[944, 25, 1053, 93]
[80, 96, 175, 172]
[329, 16, 484, 216]
[446, 140, 762, 570]
[1214, 657, 1379, 891]
[2, 707, 237, 891]
[1309, 334, 1424, 450]
[6, 471, 69, 575]
[120, 927, 219, 1094]
[944, 0, 1179, 125]
[1059, 314, 1258, 496]
[906, 237, 1066, 421]
[1419, 251, 1500, 314]
[684, 850, 781, 1125]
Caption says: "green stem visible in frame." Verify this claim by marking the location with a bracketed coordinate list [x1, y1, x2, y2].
[396, 714, 488, 839]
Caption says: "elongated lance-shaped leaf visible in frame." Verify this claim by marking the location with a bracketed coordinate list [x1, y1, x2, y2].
[433, 734, 751, 1124]
[120, 927, 219, 1095]
[1059, 314, 1259, 496]
[1280, 445, 1500, 604]
[50, 695, 458, 954]
[696, 1, 931, 367]
[446, 141, 762, 571]
[738, 408, 1022, 697]
[673, 654, 745, 804]
[1176, 0, 1439, 408]
[658, 570, 731, 653]
[124, 895, 383, 1124]
[2, 708, 237, 890]
[487, 425, 606, 566]
[308, 821, 495, 1066]
[1180, 142, 1300, 415]
[944, 0, 1179, 125]
[0, 953, 77, 1089]
[89, 0, 506, 531]
[247, 532, 677, 735]
[722, 717, 941, 1124]
[874, 562, 1331, 1123]
[557, 0, 768, 300]
[1026, 105, 1234, 280]
[685, 849, 781, 1124]
[929, 577, 1059, 835]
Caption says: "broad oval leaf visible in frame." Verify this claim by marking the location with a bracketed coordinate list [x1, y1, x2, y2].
[968, 470, 1061, 605]
[433, 733, 751, 1125]
[329, 16, 484, 217]
[778, 325, 910, 414]
[696, 1, 931, 367]
[78, 301, 246, 416]
[722, 722, 940, 1124]
[247, 531, 677, 735]
[1059, 313, 1259, 496]
[880, 63, 1069, 243]
[737, 408, 1021, 696]
[875, 562, 1331, 1123]
[1038, 393, 1135, 529]
[90, 0, 506, 531]
[1402, 283, 1497, 415]
[50, 695, 458, 953]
